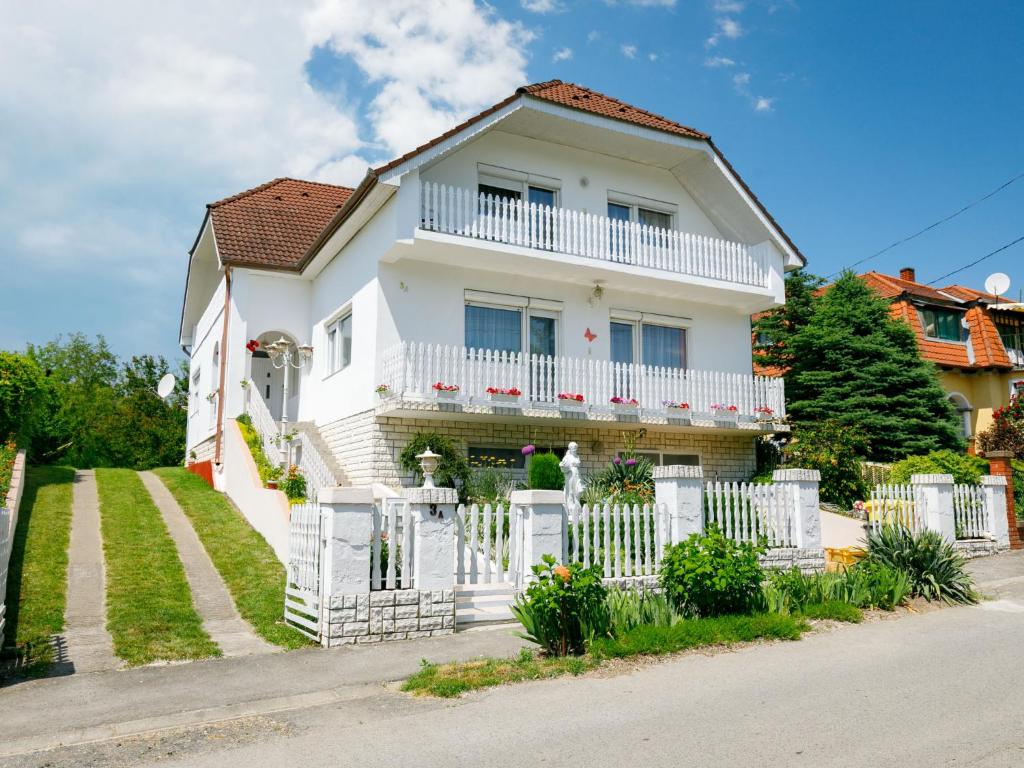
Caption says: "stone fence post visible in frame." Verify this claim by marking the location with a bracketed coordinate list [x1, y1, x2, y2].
[318, 487, 373, 645]
[985, 451, 1021, 550]
[911, 473, 955, 543]
[404, 487, 457, 591]
[981, 475, 1011, 548]
[772, 469, 822, 550]
[653, 465, 704, 545]
[509, 489, 565, 581]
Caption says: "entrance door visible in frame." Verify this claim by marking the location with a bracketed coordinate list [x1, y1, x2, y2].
[251, 351, 283, 420]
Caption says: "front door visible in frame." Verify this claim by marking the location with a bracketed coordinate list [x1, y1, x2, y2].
[251, 351, 283, 420]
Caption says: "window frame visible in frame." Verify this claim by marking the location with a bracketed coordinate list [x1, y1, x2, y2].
[606, 190, 677, 230]
[617, 449, 701, 467]
[609, 310, 690, 370]
[324, 310, 353, 377]
[464, 290, 563, 357]
[477, 165, 561, 208]
[190, 368, 201, 418]
[918, 306, 966, 343]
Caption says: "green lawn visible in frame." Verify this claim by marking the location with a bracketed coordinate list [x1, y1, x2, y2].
[2, 466, 75, 676]
[96, 468, 219, 665]
[153, 467, 309, 650]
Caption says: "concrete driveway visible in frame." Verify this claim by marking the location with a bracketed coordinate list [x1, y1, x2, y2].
[3, 552, 1024, 768]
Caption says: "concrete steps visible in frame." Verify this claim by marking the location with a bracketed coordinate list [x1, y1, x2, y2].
[290, 421, 349, 487]
[455, 582, 517, 628]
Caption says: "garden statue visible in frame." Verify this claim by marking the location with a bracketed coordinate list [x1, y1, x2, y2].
[560, 441, 583, 509]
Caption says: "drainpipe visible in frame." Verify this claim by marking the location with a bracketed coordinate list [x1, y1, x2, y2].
[213, 267, 232, 466]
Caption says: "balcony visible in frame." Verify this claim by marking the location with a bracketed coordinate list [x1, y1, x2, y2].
[378, 342, 786, 432]
[416, 182, 773, 292]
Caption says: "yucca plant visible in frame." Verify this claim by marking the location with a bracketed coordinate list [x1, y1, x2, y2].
[865, 525, 977, 605]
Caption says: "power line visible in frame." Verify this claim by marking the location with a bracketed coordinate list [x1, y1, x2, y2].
[924, 234, 1024, 285]
[828, 170, 1024, 278]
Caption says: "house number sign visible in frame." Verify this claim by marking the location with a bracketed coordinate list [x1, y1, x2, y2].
[428, 503, 443, 519]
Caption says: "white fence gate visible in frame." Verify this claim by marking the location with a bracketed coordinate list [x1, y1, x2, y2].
[372, 498, 414, 590]
[455, 503, 523, 587]
[953, 483, 989, 539]
[867, 484, 926, 533]
[704, 482, 795, 547]
[566, 503, 668, 579]
[285, 503, 324, 640]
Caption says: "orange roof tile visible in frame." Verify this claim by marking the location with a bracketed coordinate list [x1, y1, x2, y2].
[209, 178, 353, 270]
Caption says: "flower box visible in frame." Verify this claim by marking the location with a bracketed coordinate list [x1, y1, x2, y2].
[610, 397, 639, 414]
[432, 382, 460, 400]
[711, 404, 739, 424]
[486, 387, 522, 405]
[754, 407, 775, 424]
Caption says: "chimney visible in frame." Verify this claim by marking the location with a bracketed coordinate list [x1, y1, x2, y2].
[900, 266, 916, 282]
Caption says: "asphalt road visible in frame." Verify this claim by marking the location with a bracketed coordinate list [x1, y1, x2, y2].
[5, 552, 1024, 768]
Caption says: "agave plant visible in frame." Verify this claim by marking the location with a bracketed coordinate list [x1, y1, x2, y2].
[865, 525, 977, 605]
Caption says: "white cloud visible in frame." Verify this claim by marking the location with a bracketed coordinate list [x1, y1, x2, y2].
[706, 15, 743, 46]
[704, 56, 736, 67]
[754, 97, 775, 112]
[712, 0, 744, 12]
[587, 30, 601, 42]
[621, 44, 638, 58]
[307, 0, 532, 158]
[521, 0, 563, 12]
[0, 0, 535, 358]
[732, 72, 752, 88]
[552, 47, 573, 62]
[648, 52, 659, 61]
[730, 71, 775, 113]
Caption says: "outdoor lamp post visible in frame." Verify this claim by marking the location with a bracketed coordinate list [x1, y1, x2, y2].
[416, 447, 441, 489]
[265, 337, 313, 465]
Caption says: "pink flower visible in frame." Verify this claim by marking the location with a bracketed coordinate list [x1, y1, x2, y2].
[522, 444, 536, 456]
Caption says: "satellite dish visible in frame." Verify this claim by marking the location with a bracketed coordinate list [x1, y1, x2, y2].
[156, 373, 176, 400]
[985, 272, 1010, 298]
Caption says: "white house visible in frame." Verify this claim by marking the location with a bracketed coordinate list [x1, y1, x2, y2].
[180, 80, 805, 502]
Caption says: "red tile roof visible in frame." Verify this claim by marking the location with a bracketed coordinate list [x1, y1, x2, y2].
[209, 178, 353, 269]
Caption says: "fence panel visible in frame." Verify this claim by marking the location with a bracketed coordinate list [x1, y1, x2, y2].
[455, 503, 511, 585]
[566, 503, 667, 578]
[953, 483, 988, 539]
[285, 502, 323, 639]
[704, 482, 793, 548]
[372, 498, 413, 590]
[867, 484, 925, 533]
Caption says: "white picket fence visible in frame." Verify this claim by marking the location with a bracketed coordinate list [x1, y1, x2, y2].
[419, 182, 771, 289]
[372, 498, 415, 590]
[953, 483, 989, 540]
[284, 502, 324, 639]
[566, 503, 668, 579]
[704, 481, 795, 547]
[867, 484, 926, 533]
[455, 503, 518, 586]
[380, 342, 785, 418]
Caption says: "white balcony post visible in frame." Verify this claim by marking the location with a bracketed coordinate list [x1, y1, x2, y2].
[653, 466, 704, 545]
[405, 486, 457, 590]
[510, 489, 566, 578]
[772, 469, 822, 550]
[912, 473, 956, 543]
[320, 487, 375, 599]
[981, 475, 1011, 547]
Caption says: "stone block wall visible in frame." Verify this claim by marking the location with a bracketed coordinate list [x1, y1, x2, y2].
[189, 435, 217, 464]
[322, 589, 455, 646]
[954, 539, 1009, 560]
[759, 548, 826, 574]
[320, 409, 758, 489]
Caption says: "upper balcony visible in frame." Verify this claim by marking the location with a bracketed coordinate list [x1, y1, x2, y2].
[402, 182, 782, 311]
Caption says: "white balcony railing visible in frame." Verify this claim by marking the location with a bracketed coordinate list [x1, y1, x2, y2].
[419, 182, 771, 289]
[381, 342, 785, 419]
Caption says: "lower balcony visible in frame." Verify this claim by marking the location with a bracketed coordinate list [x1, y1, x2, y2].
[377, 342, 787, 433]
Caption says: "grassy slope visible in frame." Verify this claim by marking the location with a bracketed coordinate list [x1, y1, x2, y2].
[96, 468, 219, 665]
[2, 466, 75, 675]
[153, 467, 309, 650]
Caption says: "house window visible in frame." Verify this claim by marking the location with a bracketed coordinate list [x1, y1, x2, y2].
[995, 316, 1024, 367]
[606, 195, 675, 231]
[190, 369, 201, 418]
[477, 167, 560, 210]
[610, 319, 687, 369]
[947, 394, 972, 440]
[920, 308, 964, 342]
[464, 292, 562, 357]
[326, 313, 352, 374]
[620, 451, 700, 467]
[465, 305, 522, 354]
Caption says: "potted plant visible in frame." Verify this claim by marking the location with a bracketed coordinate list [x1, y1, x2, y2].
[754, 406, 775, 424]
[711, 403, 739, 424]
[663, 400, 691, 422]
[375, 383, 391, 398]
[432, 381, 460, 400]
[486, 386, 522, 404]
[264, 464, 283, 490]
[609, 396, 639, 413]
[556, 392, 586, 413]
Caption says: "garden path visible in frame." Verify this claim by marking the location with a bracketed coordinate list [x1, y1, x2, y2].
[138, 472, 275, 657]
[58, 470, 120, 673]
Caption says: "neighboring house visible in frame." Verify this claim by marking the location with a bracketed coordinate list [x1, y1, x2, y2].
[179, 80, 805, 496]
[857, 268, 1024, 445]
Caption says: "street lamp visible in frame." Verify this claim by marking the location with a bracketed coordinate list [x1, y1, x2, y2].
[265, 336, 313, 465]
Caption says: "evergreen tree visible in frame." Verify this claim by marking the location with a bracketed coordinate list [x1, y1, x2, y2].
[752, 269, 823, 372]
[785, 272, 961, 461]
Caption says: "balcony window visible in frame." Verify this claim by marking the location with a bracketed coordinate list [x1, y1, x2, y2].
[612, 319, 686, 369]
[610, 322, 635, 365]
[465, 304, 522, 354]
[996, 317, 1024, 366]
[920, 308, 964, 342]
[326, 312, 352, 374]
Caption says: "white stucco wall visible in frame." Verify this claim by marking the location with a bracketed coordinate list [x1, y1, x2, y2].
[186, 274, 226, 452]
[420, 131, 723, 240]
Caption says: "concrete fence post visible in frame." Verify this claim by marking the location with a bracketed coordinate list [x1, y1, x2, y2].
[772, 468, 822, 550]
[981, 475, 1011, 548]
[653, 465, 704, 545]
[911, 473, 955, 543]
[509, 489, 565, 580]
[404, 487, 457, 591]
[319, 487, 375, 600]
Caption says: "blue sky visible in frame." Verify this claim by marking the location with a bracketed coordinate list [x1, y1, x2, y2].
[2, 0, 1022, 363]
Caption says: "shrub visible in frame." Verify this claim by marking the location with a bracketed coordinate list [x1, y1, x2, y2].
[763, 561, 911, 614]
[399, 432, 471, 496]
[281, 465, 307, 502]
[510, 556, 609, 656]
[865, 525, 977, 605]
[890, 449, 988, 485]
[588, 454, 654, 505]
[527, 452, 563, 491]
[605, 588, 680, 634]
[782, 421, 867, 507]
[465, 466, 517, 505]
[977, 394, 1024, 458]
[0, 440, 16, 500]
[235, 416, 282, 485]
[659, 527, 765, 618]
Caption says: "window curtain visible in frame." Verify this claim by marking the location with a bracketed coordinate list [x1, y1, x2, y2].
[642, 324, 686, 369]
[610, 322, 634, 364]
[465, 305, 522, 354]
